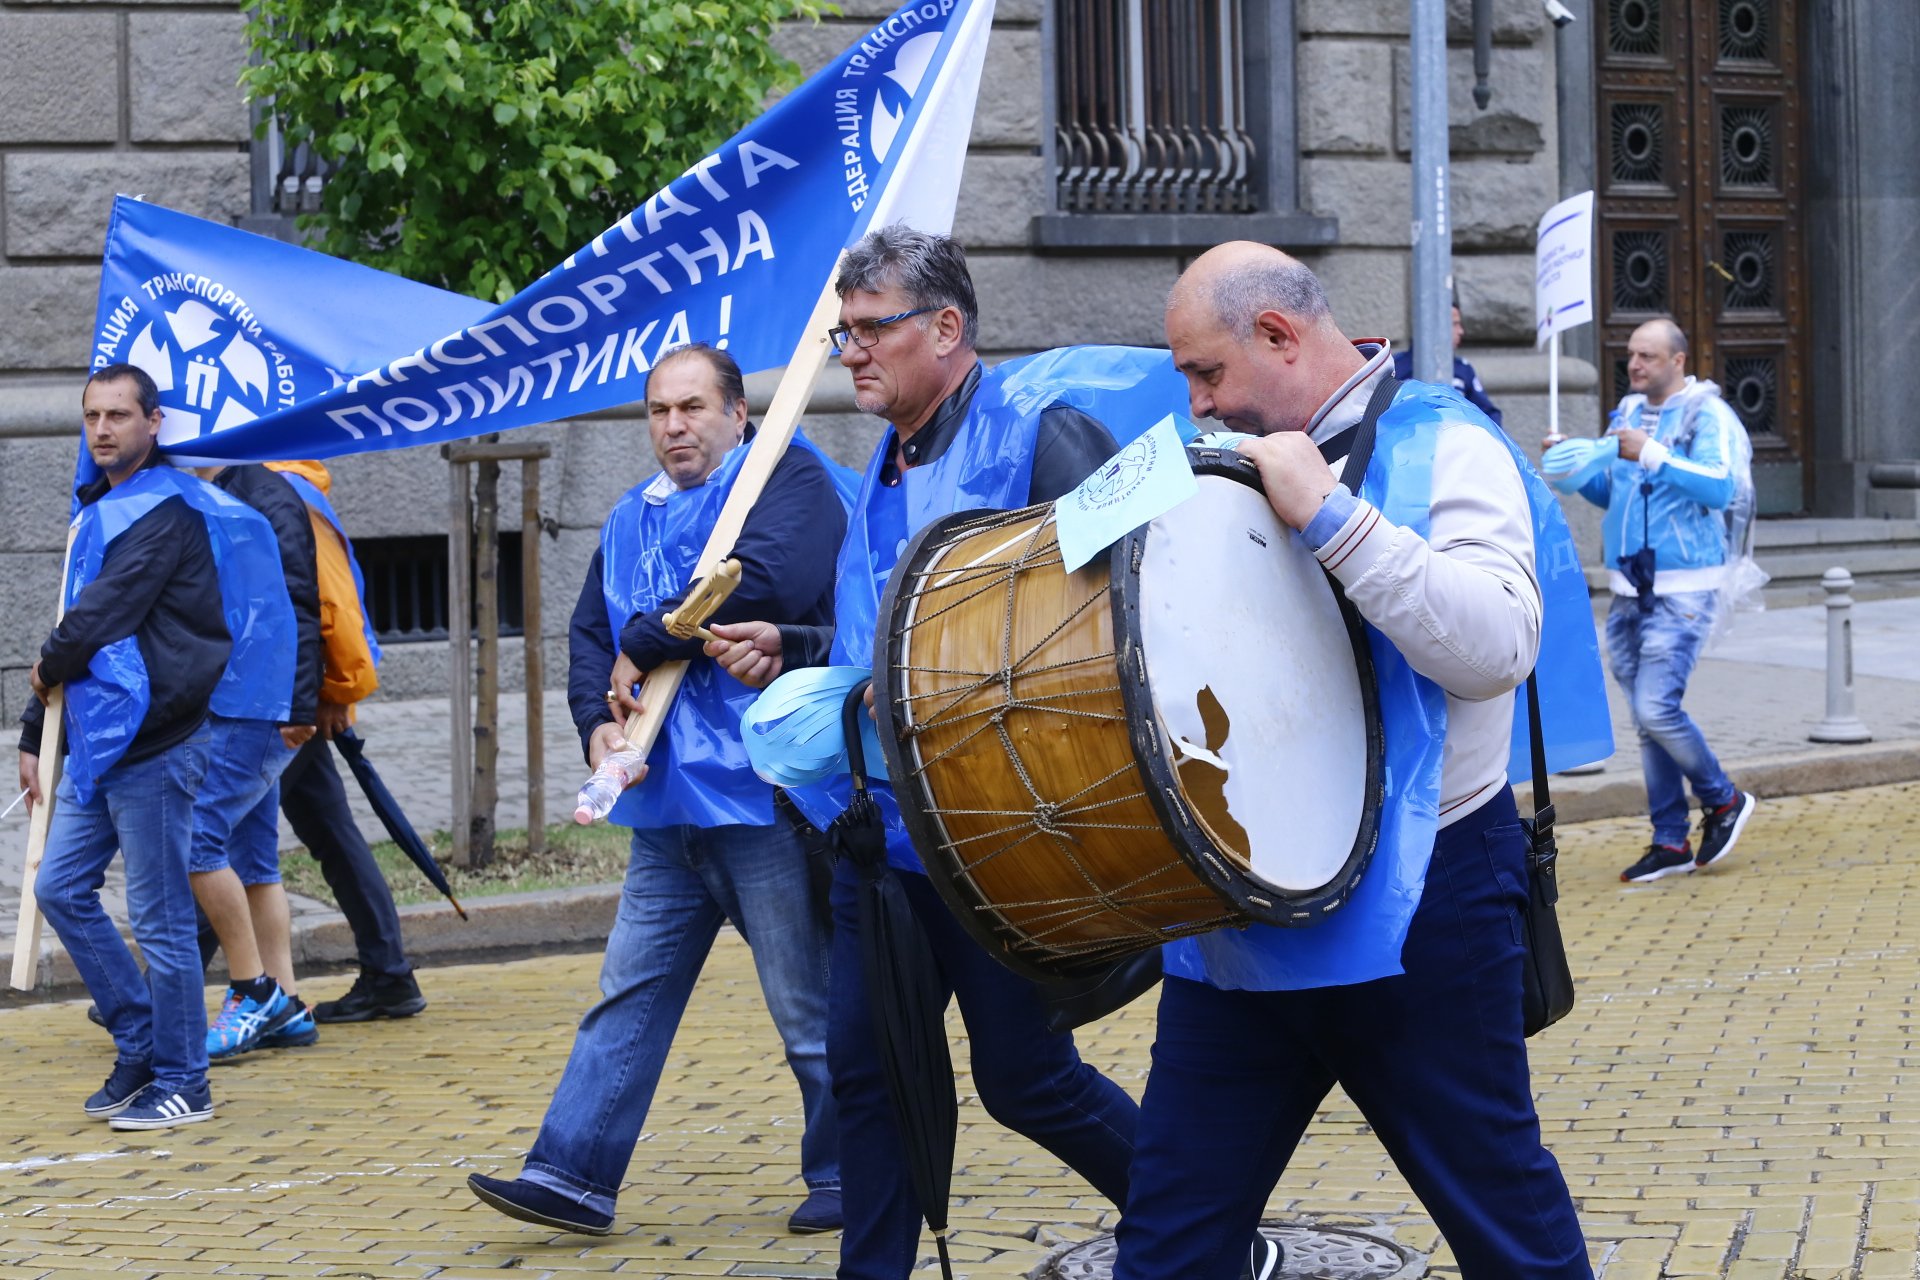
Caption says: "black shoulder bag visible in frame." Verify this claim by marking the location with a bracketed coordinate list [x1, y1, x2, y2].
[1332, 374, 1575, 1037]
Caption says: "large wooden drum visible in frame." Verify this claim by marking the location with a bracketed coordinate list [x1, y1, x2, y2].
[872, 451, 1386, 981]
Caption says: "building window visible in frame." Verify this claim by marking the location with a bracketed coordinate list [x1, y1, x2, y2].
[240, 104, 335, 241]
[1054, 0, 1256, 214]
[357, 534, 525, 645]
[1037, 0, 1335, 250]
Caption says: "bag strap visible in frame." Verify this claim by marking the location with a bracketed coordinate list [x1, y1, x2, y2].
[1526, 674, 1552, 827]
[1316, 374, 1401, 486]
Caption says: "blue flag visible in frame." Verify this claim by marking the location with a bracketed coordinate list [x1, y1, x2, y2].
[84, 199, 491, 494]
[99, 0, 996, 467]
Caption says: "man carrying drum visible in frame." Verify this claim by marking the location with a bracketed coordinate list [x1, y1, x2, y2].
[704, 226, 1144, 1280]
[1108, 243, 1593, 1279]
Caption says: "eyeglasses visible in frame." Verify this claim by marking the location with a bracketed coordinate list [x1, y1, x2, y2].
[827, 307, 936, 353]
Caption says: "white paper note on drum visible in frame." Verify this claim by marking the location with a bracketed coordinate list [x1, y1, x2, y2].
[1054, 414, 1199, 573]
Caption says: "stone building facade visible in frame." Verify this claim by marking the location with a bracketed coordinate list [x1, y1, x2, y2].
[2, 0, 1907, 724]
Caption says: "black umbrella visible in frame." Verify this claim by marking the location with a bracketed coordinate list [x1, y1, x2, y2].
[830, 679, 956, 1280]
[333, 727, 468, 920]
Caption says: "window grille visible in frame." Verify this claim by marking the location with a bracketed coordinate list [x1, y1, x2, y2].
[357, 534, 525, 645]
[1053, 0, 1257, 215]
[249, 107, 334, 220]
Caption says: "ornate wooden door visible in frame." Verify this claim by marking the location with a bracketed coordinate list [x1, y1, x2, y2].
[1596, 0, 1807, 510]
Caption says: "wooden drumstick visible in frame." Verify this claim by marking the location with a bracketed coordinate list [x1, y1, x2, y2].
[662, 558, 743, 643]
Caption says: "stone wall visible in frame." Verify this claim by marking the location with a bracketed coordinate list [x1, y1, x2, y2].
[0, 0, 257, 726]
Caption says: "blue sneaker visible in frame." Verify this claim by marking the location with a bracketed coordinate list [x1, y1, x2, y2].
[259, 998, 319, 1049]
[109, 1081, 213, 1131]
[83, 1060, 154, 1119]
[207, 982, 292, 1060]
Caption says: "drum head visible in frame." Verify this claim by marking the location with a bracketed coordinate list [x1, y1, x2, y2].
[1114, 451, 1383, 918]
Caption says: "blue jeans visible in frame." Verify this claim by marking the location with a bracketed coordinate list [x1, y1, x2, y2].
[36, 728, 211, 1093]
[1113, 792, 1591, 1280]
[830, 858, 1139, 1280]
[189, 716, 298, 884]
[523, 821, 837, 1217]
[1606, 592, 1736, 847]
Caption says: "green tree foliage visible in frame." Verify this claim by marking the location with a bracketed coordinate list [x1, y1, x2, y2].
[243, 0, 823, 302]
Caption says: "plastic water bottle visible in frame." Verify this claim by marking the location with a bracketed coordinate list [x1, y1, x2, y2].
[574, 748, 645, 824]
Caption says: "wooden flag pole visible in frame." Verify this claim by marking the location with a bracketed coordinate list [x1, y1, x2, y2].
[614, 263, 844, 762]
[11, 527, 77, 990]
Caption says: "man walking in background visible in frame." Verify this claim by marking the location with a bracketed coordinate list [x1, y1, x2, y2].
[1549, 318, 1758, 883]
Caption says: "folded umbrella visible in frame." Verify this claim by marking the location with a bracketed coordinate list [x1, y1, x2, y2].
[333, 727, 467, 920]
[829, 678, 956, 1280]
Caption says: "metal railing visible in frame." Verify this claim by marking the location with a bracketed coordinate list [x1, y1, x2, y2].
[1053, 0, 1258, 215]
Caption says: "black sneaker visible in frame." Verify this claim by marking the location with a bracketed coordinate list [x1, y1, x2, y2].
[787, 1186, 842, 1234]
[109, 1081, 213, 1131]
[313, 969, 427, 1023]
[468, 1172, 613, 1236]
[83, 1060, 154, 1119]
[1242, 1232, 1284, 1280]
[1620, 843, 1694, 883]
[1694, 790, 1757, 870]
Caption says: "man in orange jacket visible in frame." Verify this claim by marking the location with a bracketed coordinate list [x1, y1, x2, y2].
[266, 461, 427, 1022]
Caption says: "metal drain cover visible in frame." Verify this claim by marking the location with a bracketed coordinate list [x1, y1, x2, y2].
[1035, 1223, 1424, 1280]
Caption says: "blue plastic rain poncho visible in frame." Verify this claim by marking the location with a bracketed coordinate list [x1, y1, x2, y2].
[1162, 379, 1611, 991]
[276, 469, 383, 667]
[782, 345, 1192, 872]
[62, 464, 297, 801]
[598, 431, 855, 830]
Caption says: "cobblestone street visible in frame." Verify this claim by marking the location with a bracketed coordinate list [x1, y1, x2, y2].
[3, 782, 1919, 1279]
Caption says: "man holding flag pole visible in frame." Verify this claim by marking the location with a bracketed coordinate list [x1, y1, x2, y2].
[24, 0, 1188, 1262]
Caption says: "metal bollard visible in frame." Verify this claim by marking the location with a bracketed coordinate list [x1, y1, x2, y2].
[1808, 566, 1872, 743]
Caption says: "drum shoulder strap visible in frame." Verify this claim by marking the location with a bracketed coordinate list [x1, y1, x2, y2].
[1330, 375, 1401, 492]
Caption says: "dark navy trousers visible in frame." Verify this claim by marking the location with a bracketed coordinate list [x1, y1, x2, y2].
[1113, 790, 1592, 1280]
[277, 736, 413, 979]
[828, 857, 1139, 1280]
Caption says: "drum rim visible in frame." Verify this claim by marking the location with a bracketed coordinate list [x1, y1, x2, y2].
[1112, 448, 1387, 926]
[872, 502, 1100, 983]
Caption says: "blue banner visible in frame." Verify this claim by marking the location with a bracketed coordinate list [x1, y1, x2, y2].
[84, 199, 490, 493]
[96, 0, 995, 467]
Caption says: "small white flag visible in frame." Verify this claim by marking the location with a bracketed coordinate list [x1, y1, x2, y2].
[1054, 414, 1199, 573]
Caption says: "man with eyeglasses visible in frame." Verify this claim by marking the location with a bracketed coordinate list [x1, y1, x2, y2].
[705, 226, 1142, 1280]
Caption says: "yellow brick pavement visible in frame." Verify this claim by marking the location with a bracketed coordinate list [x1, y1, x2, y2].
[2, 783, 1919, 1279]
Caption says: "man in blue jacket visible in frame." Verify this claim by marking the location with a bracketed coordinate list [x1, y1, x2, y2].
[1550, 318, 1757, 883]
[705, 227, 1146, 1280]
[467, 343, 848, 1239]
[18, 366, 231, 1130]
[1390, 304, 1505, 427]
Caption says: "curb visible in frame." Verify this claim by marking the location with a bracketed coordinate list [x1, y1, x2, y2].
[1525, 737, 1920, 826]
[4, 882, 622, 1004]
[9, 742, 1919, 1003]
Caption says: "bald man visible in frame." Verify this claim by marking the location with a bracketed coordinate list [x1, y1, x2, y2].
[1110, 244, 1592, 1279]
[1552, 318, 1755, 883]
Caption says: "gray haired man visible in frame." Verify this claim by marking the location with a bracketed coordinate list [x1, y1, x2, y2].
[705, 226, 1148, 1280]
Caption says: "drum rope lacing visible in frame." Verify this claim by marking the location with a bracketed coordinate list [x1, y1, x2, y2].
[894, 512, 1240, 959]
